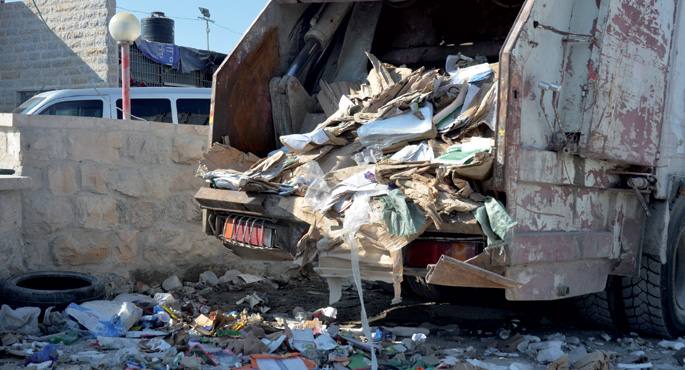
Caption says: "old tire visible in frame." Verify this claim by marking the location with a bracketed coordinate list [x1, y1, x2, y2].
[1, 271, 105, 309]
[574, 276, 626, 330]
[622, 200, 685, 337]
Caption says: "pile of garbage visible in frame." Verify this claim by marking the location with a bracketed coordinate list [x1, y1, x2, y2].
[199, 53, 515, 305]
[197, 54, 518, 369]
[1, 270, 682, 369]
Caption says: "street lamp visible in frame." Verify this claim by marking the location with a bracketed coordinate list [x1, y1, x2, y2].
[108, 12, 141, 120]
[198, 7, 213, 51]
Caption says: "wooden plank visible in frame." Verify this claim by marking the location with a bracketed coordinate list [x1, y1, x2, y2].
[426, 255, 521, 289]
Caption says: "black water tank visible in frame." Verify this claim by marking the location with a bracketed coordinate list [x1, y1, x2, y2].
[141, 12, 175, 44]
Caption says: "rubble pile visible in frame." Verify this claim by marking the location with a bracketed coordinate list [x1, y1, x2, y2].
[0, 271, 683, 369]
[199, 53, 514, 307]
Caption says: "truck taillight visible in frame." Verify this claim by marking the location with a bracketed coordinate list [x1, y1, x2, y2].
[405, 239, 481, 268]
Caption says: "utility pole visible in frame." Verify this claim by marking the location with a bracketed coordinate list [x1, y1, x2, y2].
[198, 7, 213, 51]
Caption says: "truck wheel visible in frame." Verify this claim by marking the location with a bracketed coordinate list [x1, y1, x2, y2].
[622, 200, 685, 337]
[574, 276, 626, 330]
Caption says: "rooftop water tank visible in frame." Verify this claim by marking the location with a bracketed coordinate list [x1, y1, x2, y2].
[141, 11, 174, 44]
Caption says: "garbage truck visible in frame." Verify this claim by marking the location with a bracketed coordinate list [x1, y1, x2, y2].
[194, 0, 685, 337]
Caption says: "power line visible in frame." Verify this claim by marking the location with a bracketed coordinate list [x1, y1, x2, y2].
[30, 0, 47, 24]
[212, 23, 242, 36]
[115, 6, 242, 35]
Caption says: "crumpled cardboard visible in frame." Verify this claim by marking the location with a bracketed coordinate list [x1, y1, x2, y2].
[198, 52, 518, 300]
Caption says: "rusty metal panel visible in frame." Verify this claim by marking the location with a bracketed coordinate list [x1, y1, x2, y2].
[507, 231, 614, 266]
[211, 29, 280, 156]
[581, 0, 676, 166]
[209, 2, 310, 156]
[505, 259, 612, 300]
[517, 149, 619, 189]
[496, 0, 651, 291]
[509, 183, 644, 276]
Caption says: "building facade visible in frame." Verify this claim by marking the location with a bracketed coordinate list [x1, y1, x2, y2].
[0, 0, 119, 112]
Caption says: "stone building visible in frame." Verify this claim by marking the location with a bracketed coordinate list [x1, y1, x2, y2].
[0, 0, 119, 112]
[0, 1, 222, 113]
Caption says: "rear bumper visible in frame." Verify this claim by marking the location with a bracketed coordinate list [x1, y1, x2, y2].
[196, 187, 620, 301]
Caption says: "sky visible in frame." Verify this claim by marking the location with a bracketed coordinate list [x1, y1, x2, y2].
[5, 0, 268, 53]
[116, 0, 268, 53]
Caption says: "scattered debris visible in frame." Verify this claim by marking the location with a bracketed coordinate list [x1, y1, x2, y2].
[658, 340, 685, 351]
[65, 300, 142, 337]
[0, 305, 41, 335]
[162, 275, 183, 292]
[5, 268, 672, 369]
[199, 271, 220, 286]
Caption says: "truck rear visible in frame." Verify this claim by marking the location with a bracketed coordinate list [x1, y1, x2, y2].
[196, 0, 685, 337]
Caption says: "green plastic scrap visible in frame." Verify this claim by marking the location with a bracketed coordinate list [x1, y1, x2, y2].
[435, 105, 463, 131]
[48, 331, 79, 345]
[434, 138, 492, 165]
[348, 353, 372, 370]
[474, 197, 516, 245]
[380, 189, 426, 236]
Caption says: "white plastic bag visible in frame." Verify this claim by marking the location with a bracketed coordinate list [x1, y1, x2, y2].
[0, 304, 41, 335]
[65, 300, 142, 337]
[357, 105, 434, 148]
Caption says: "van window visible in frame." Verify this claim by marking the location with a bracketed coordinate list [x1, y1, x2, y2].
[177, 99, 210, 125]
[39, 100, 103, 118]
[12, 96, 45, 114]
[116, 99, 172, 123]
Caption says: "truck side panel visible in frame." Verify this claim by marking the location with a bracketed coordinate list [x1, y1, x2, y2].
[581, 0, 675, 166]
[210, 4, 308, 156]
[656, 1, 685, 199]
[498, 0, 663, 299]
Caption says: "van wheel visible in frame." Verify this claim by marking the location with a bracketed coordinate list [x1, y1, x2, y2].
[622, 200, 685, 337]
[574, 276, 626, 330]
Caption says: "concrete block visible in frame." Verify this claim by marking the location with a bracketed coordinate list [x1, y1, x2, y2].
[107, 167, 145, 197]
[109, 167, 171, 199]
[0, 231, 26, 275]
[0, 190, 22, 233]
[169, 166, 203, 192]
[0, 175, 31, 191]
[75, 194, 118, 230]
[23, 194, 74, 234]
[47, 164, 78, 195]
[125, 134, 172, 164]
[164, 195, 202, 223]
[172, 136, 205, 164]
[68, 131, 121, 162]
[22, 129, 67, 160]
[122, 200, 158, 229]
[52, 230, 112, 266]
[80, 162, 107, 194]
[114, 229, 139, 263]
[141, 224, 193, 265]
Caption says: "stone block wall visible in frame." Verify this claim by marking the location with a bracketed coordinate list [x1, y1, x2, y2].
[0, 0, 118, 112]
[0, 176, 32, 280]
[0, 113, 236, 278]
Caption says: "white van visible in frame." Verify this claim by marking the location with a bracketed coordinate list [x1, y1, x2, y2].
[12, 87, 211, 125]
